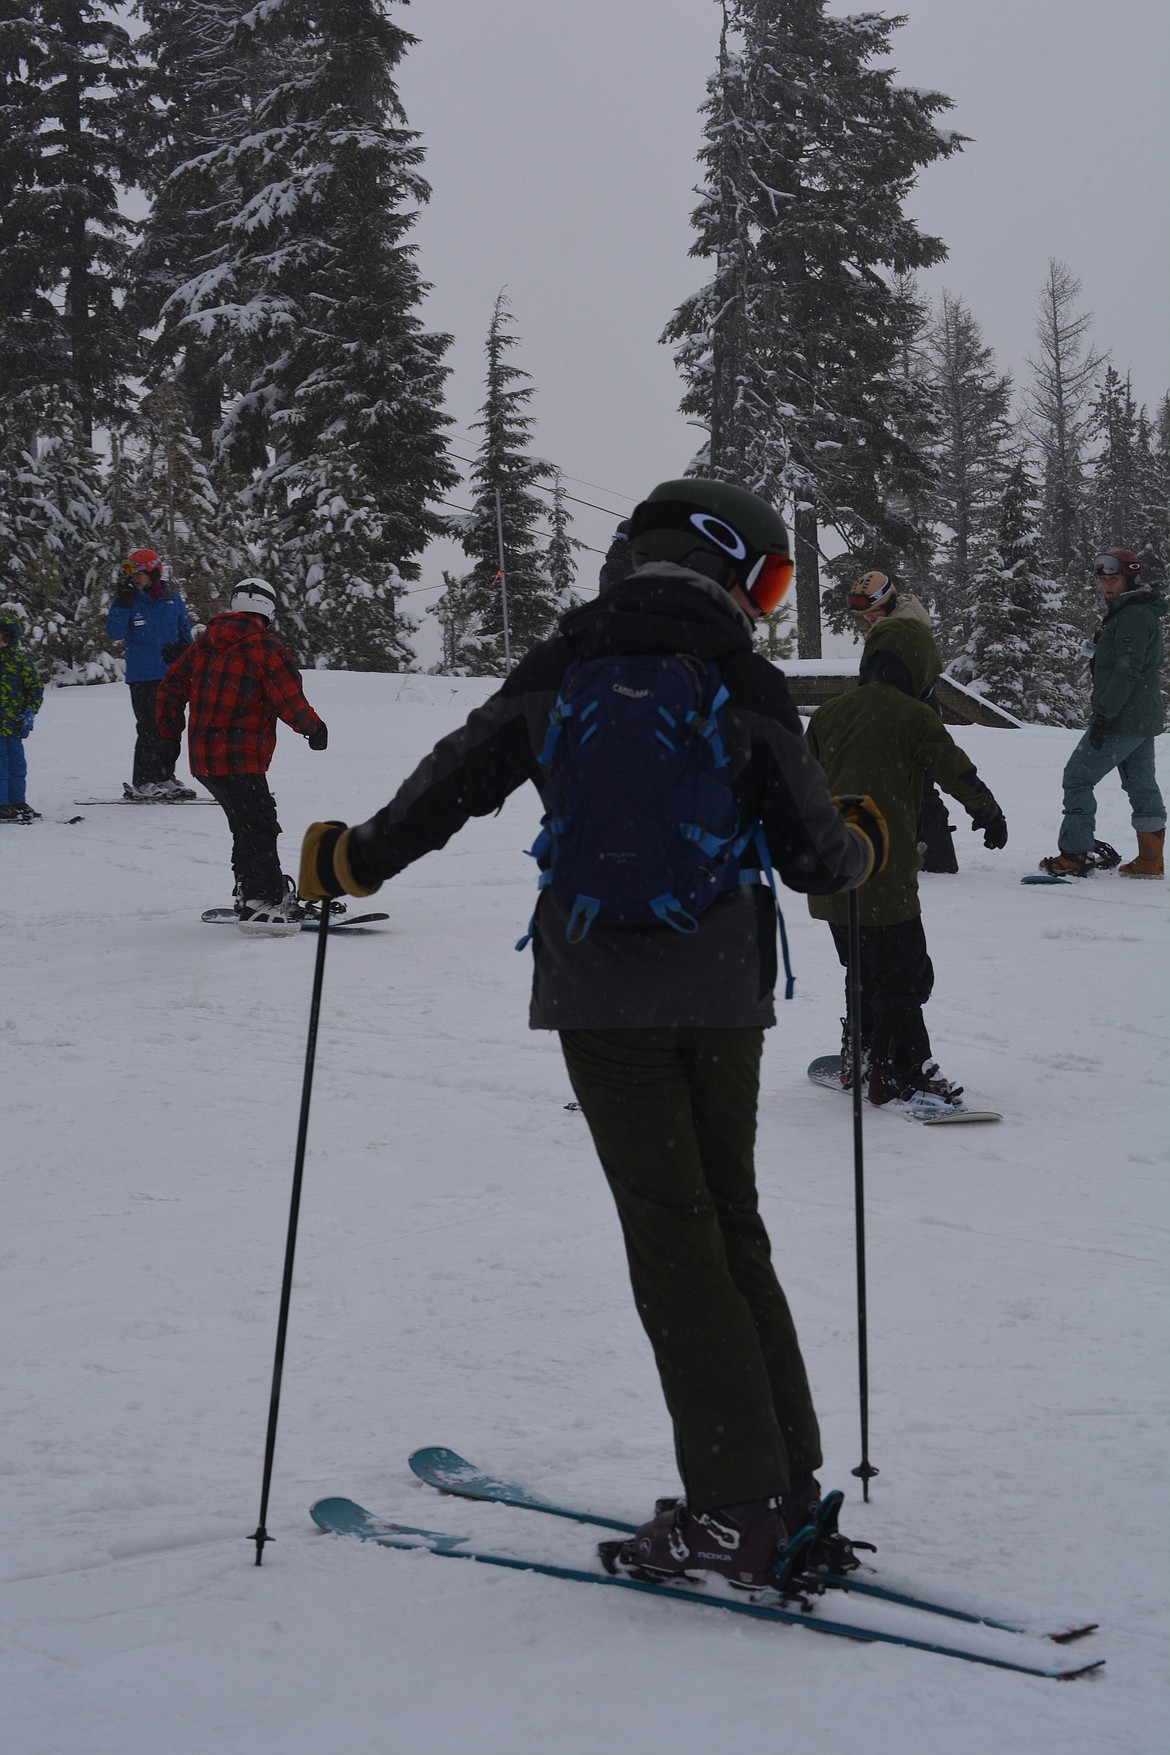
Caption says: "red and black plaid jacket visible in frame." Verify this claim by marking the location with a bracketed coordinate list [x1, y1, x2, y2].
[157, 613, 322, 776]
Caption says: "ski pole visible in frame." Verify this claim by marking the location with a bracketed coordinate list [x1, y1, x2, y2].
[846, 884, 878, 1501]
[251, 902, 333, 1564]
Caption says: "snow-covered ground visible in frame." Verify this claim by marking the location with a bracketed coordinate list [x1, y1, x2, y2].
[4, 673, 1168, 1755]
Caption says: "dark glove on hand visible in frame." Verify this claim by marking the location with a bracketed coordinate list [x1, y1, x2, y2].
[114, 582, 135, 609]
[980, 812, 1009, 850]
[306, 722, 328, 751]
[299, 820, 381, 900]
[833, 793, 890, 878]
[1088, 712, 1111, 751]
[160, 639, 189, 665]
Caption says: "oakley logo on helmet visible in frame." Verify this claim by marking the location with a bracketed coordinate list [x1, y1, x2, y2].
[688, 512, 747, 561]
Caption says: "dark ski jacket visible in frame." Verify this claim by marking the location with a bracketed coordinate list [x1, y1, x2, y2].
[346, 564, 871, 1030]
[157, 613, 321, 776]
[0, 617, 43, 737]
[805, 618, 1002, 928]
[1088, 586, 1165, 737]
[106, 586, 192, 684]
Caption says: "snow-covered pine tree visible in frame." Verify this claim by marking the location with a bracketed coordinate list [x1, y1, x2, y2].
[453, 293, 559, 676]
[1023, 260, 1104, 582]
[0, 2, 147, 439]
[126, 375, 244, 628]
[280, 434, 417, 672]
[0, 389, 115, 678]
[545, 471, 584, 609]
[958, 459, 1082, 723]
[923, 291, 1014, 657]
[664, 0, 961, 656]
[155, 0, 453, 662]
[1089, 367, 1144, 551]
[130, 1, 254, 453]
[427, 571, 477, 676]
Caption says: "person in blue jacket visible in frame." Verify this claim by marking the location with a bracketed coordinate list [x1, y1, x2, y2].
[106, 548, 196, 799]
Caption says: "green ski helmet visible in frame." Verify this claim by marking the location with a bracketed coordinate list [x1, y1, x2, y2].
[627, 479, 794, 613]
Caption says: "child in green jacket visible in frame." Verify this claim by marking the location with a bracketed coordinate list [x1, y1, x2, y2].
[0, 612, 44, 824]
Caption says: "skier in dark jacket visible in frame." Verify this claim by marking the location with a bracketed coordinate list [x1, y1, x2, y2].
[299, 479, 887, 1591]
[806, 615, 1009, 1107]
[106, 547, 195, 799]
[158, 578, 327, 931]
[1039, 549, 1166, 879]
[0, 611, 44, 823]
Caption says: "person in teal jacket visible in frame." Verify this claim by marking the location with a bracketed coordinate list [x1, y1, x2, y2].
[1040, 549, 1166, 879]
[105, 546, 195, 799]
[0, 610, 45, 823]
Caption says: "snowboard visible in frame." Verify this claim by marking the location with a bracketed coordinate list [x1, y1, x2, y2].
[807, 1055, 1002, 1125]
[201, 907, 388, 934]
[74, 795, 217, 806]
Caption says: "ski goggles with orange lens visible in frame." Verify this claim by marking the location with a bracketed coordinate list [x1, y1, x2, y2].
[744, 550, 795, 613]
[627, 499, 794, 613]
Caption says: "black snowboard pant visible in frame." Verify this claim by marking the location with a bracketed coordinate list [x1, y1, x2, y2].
[559, 1026, 822, 1513]
[129, 680, 181, 786]
[829, 917, 934, 1080]
[195, 773, 284, 905]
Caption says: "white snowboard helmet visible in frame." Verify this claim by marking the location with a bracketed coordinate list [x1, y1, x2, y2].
[230, 578, 278, 622]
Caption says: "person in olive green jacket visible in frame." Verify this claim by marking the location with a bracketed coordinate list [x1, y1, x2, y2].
[805, 616, 1009, 1106]
[1039, 549, 1166, 879]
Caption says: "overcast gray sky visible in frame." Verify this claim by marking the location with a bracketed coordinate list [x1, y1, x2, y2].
[395, 0, 1168, 644]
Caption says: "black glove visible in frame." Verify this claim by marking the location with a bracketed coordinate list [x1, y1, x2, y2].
[114, 582, 135, 609]
[307, 722, 328, 751]
[1088, 712, 1111, 751]
[981, 812, 1008, 850]
[161, 638, 190, 665]
[833, 793, 890, 876]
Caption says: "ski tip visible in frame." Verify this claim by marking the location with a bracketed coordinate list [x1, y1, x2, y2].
[1050, 1622, 1100, 1645]
[1056, 1657, 1106, 1680]
[408, 1445, 475, 1485]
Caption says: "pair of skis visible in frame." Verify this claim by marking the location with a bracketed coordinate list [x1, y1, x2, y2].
[310, 1447, 1102, 1679]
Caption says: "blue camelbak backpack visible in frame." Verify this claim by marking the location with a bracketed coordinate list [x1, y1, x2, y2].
[518, 652, 794, 993]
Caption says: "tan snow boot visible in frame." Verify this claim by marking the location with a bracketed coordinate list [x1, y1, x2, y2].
[1118, 829, 1165, 878]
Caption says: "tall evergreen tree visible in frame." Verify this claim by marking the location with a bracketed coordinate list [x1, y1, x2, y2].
[130, 0, 253, 452]
[1089, 367, 1143, 548]
[1023, 260, 1104, 579]
[958, 459, 1082, 723]
[0, 388, 116, 676]
[664, 0, 961, 655]
[144, 0, 453, 662]
[0, 2, 148, 439]
[923, 291, 1014, 653]
[453, 293, 558, 676]
[128, 373, 243, 626]
[545, 471, 583, 607]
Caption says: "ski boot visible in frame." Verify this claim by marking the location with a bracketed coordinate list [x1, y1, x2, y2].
[598, 1496, 793, 1592]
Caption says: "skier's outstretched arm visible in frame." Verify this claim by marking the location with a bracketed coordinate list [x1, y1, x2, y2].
[923, 717, 1008, 846]
[300, 651, 548, 898]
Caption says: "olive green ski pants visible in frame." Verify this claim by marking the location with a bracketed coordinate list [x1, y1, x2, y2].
[559, 1026, 822, 1512]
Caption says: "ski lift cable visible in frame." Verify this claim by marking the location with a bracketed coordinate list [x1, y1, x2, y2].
[436, 497, 608, 558]
[447, 452, 629, 522]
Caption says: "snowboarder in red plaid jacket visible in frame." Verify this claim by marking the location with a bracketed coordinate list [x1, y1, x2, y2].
[158, 579, 327, 925]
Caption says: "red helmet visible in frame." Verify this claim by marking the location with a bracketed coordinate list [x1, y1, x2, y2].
[123, 547, 163, 576]
[1094, 549, 1141, 581]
